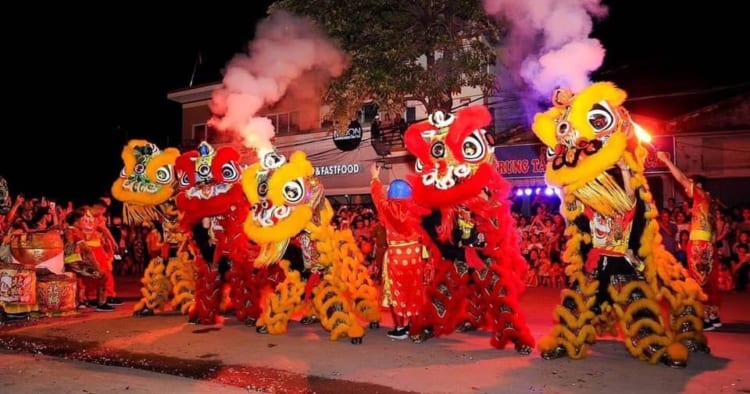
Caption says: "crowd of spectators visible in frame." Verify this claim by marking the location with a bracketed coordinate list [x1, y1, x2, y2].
[2, 190, 748, 296]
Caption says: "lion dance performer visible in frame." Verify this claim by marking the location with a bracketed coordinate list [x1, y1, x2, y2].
[656, 152, 722, 330]
[111, 139, 195, 316]
[174, 141, 259, 325]
[402, 105, 534, 353]
[369, 163, 425, 340]
[531, 82, 708, 367]
[241, 150, 381, 344]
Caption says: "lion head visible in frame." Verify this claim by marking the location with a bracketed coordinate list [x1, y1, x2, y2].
[174, 141, 246, 225]
[532, 82, 646, 217]
[241, 150, 327, 265]
[404, 105, 497, 207]
[111, 140, 180, 224]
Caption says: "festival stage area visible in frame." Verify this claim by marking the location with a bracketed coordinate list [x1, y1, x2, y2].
[1, 274, 748, 394]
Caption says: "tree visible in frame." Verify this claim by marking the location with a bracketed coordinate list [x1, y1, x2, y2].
[270, 0, 505, 124]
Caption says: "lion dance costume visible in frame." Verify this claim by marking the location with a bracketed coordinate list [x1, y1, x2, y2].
[531, 82, 708, 367]
[241, 150, 381, 344]
[174, 141, 259, 325]
[111, 139, 195, 316]
[403, 105, 535, 353]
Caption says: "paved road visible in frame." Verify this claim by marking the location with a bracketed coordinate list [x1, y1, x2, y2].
[1, 275, 748, 394]
[0, 351, 253, 394]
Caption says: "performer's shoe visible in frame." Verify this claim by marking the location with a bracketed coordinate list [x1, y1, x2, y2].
[410, 328, 434, 344]
[188, 317, 200, 325]
[387, 326, 409, 340]
[514, 341, 533, 355]
[95, 304, 115, 312]
[455, 321, 476, 333]
[703, 317, 722, 331]
[541, 346, 567, 360]
[245, 317, 257, 327]
[134, 307, 155, 317]
[300, 316, 319, 325]
[661, 353, 687, 369]
[256, 325, 269, 334]
[685, 339, 711, 354]
[106, 297, 124, 306]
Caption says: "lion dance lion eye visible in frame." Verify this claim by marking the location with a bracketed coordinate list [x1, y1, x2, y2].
[221, 163, 239, 182]
[462, 131, 486, 162]
[155, 165, 173, 184]
[588, 102, 615, 133]
[177, 170, 191, 188]
[282, 179, 305, 204]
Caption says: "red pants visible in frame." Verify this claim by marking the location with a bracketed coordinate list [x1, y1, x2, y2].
[85, 246, 116, 299]
[688, 239, 721, 309]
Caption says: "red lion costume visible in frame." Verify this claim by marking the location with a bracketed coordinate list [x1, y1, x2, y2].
[403, 105, 534, 353]
[174, 141, 260, 325]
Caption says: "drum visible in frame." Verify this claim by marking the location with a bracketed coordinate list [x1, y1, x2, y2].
[10, 231, 65, 270]
[36, 273, 77, 315]
[0, 262, 38, 315]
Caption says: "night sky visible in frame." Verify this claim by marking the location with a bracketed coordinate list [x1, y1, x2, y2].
[1, 1, 745, 204]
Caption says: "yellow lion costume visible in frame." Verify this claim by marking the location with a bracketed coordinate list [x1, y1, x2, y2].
[111, 139, 194, 316]
[241, 150, 381, 344]
[531, 82, 708, 367]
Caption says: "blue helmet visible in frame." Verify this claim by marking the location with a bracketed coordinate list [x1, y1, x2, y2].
[387, 179, 412, 199]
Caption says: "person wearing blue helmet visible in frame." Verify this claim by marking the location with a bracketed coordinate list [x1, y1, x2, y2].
[370, 163, 426, 340]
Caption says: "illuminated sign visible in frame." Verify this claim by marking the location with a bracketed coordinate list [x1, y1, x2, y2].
[332, 124, 363, 151]
[314, 164, 361, 176]
[494, 136, 676, 178]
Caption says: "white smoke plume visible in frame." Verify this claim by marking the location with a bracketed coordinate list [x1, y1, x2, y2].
[483, 0, 608, 96]
[208, 10, 350, 156]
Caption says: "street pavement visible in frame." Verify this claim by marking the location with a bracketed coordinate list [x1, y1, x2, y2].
[1, 274, 748, 394]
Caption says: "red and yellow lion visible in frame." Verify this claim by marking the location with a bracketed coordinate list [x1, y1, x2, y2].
[531, 82, 708, 367]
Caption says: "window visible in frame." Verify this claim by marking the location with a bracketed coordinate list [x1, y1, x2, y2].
[192, 123, 207, 141]
[265, 111, 301, 136]
[406, 107, 416, 122]
[207, 131, 233, 144]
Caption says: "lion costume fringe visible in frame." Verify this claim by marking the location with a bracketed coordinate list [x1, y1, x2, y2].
[241, 150, 381, 344]
[402, 105, 535, 353]
[111, 139, 195, 316]
[531, 82, 708, 367]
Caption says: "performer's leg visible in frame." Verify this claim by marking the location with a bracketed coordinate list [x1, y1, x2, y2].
[457, 267, 482, 332]
[539, 270, 598, 360]
[611, 277, 677, 365]
[256, 261, 305, 334]
[410, 259, 467, 343]
[189, 256, 223, 325]
[133, 257, 170, 316]
[702, 266, 722, 330]
[166, 253, 195, 315]
[479, 261, 535, 354]
[312, 278, 366, 344]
